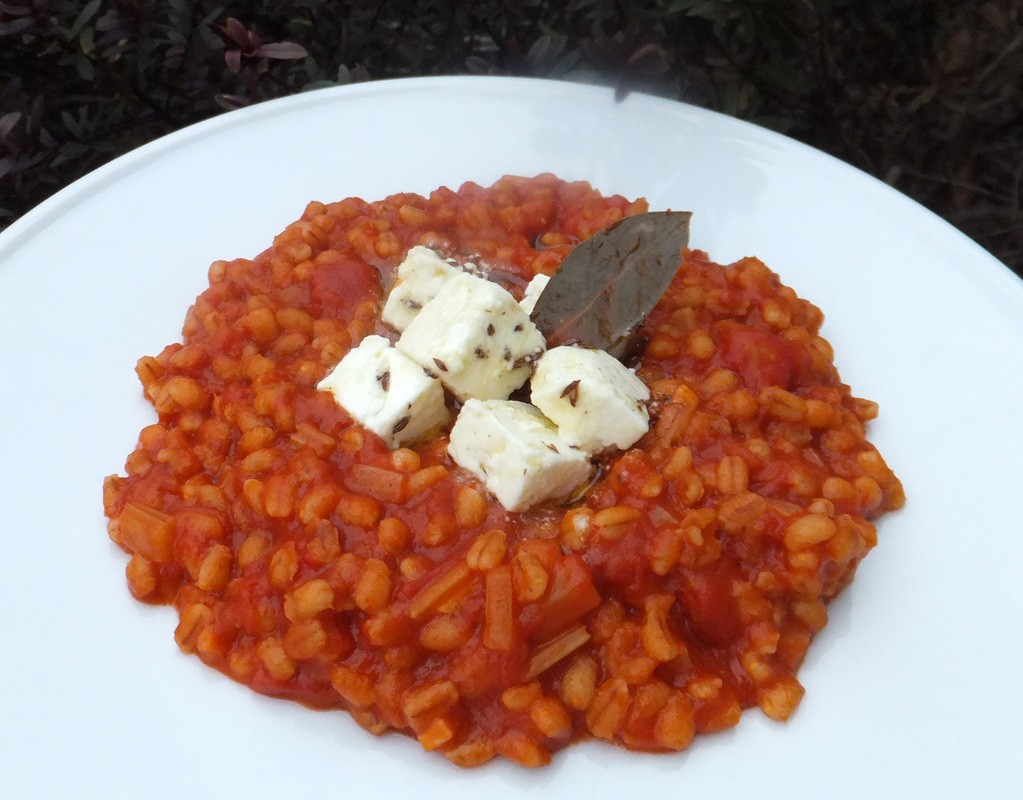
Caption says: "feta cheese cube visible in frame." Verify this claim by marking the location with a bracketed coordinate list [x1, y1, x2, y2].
[519, 273, 550, 316]
[317, 334, 449, 448]
[396, 272, 546, 401]
[381, 246, 463, 332]
[530, 346, 650, 454]
[448, 399, 592, 512]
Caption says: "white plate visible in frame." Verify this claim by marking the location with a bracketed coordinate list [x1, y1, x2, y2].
[2, 77, 1021, 799]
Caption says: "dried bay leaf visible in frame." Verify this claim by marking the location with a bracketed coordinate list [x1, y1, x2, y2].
[530, 211, 691, 358]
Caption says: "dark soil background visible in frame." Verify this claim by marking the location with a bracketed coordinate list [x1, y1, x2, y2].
[2, 1, 1020, 276]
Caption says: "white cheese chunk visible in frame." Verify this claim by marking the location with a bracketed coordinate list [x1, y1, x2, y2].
[396, 272, 546, 401]
[381, 246, 463, 332]
[519, 273, 551, 316]
[530, 346, 650, 454]
[448, 399, 592, 512]
[317, 334, 449, 448]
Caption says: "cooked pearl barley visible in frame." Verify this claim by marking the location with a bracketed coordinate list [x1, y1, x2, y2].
[106, 176, 903, 769]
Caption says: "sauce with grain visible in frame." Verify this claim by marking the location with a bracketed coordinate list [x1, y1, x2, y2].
[104, 174, 904, 767]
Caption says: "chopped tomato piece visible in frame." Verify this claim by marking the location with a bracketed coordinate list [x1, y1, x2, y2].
[680, 567, 742, 648]
[715, 321, 794, 392]
[519, 556, 601, 641]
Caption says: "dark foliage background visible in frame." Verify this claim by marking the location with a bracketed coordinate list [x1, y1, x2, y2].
[2, 0, 1020, 275]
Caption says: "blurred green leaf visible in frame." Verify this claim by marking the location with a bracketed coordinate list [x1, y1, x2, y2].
[74, 51, 96, 82]
[0, 18, 34, 37]
[68, 0, 103, 40]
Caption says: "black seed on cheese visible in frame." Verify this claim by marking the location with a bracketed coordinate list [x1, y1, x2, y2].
[377, 371, 391, 391]
[392, 416, 411, 434]
[433, 357, 448, 372]
[486, 324, 496, 336]
[474, 347, 488, 359]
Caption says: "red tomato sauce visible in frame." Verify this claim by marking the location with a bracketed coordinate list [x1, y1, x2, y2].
[103, 174, 904, 767]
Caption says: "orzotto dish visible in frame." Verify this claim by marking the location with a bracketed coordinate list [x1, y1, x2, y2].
[103, 174, 904, 767]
